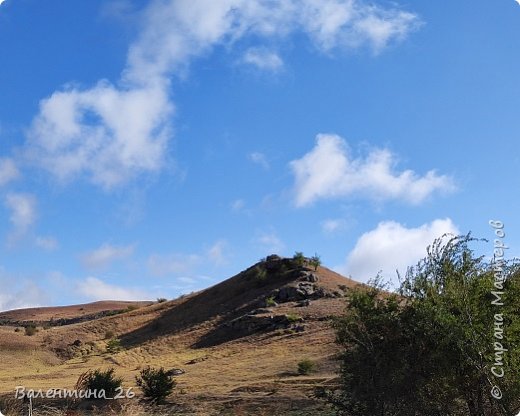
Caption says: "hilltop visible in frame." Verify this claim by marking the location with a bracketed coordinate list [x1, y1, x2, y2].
[0, 255, 359, 415]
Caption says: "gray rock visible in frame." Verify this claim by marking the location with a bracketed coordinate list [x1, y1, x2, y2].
[296, 299, 310, 307]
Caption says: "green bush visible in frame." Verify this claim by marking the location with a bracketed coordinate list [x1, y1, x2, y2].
[286, 313, 302, 323]
[292, 251, 307, 267]
[309, 254, 321, 271]
[136, 367, 176, 403]
[265, 296, 277, 307]
[106, 338, 122, 353]
[297, 359, 316, 375]
[76, 368, 123, 399]
[24, 325, 38, 336]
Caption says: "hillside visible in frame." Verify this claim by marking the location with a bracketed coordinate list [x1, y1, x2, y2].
[0, 255, 358, 415]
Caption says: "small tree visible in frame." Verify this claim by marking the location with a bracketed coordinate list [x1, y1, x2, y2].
[309, 254, 321, 271]
[136, 367, 175, 403]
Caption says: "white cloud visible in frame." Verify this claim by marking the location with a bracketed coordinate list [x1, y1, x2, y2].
[0, 158, 19, 186]
[81, 243, 135, 269]
[148, 253, 201, 277]
[242, 48, 283, 71]
[290, 134, 455, 207]
[0, 0, 6, 6]
[208, 240, 229, 266]
[249, 151, 270, 170]
[322, 218, 348, 233]
[4, 193, 37, 240]
[231, 198, 246, 212]
[26, 0, 419, 188]
[35, 236, 59, 251]
[76, 276, 150, 301]
[340, 218, 459, 286]
[255, 230, 285, 255]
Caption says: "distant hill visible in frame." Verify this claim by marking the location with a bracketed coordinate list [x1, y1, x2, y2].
[0, 255, 359, 415]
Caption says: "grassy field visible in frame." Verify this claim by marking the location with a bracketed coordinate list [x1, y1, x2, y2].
[0, 260, 352, 415]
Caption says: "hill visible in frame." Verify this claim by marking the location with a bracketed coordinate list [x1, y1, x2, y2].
[0, 255, 358, 415]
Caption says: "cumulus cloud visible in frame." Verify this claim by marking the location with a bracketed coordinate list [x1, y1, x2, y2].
[242, 48, 283, 71]
[81, 243, 135, 269]
[0, 158, 19, 186]
[76, 276, 150, 301]
[340, 218, 459, 286]
[4, 193, 37, 241]
[26, 0, 419, 188]
[291, 134, 455, 207]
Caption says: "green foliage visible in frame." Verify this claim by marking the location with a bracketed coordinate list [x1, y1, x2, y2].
[106, 338, 122, 354]
[309, 254, 321, 271]
[77, 368, 123, 399]
[331, 235, 520, 415]
[136, 367, 176, 403]
[24, 324, 37, 336]
[104, 330, 115, 340]
[265, 296, 277, 307]
[286, 313, 302, 323]
[297, 359, 316, 375]
[292, 251, 307, 267]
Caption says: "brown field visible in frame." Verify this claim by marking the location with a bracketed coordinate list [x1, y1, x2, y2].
[0, 257, 357, 415]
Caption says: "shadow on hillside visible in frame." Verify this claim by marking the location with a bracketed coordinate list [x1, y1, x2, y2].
[119, 262, 298, 348]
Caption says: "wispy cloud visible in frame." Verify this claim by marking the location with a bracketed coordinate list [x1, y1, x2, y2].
[81, 243, 135, 269]
[291, 134, 455, 207]
[76, 276, 150, 301]
[25, 0, 419, 189]
[35, 236, 59, 251]
[4, 193, 37, 245]
[321, 218, 349, 234]
[249, 152, 270, 170]
[242, 48, 283, 72]
[255, 230, 285, 255]
[0, 158, 19, 186]
[339, 218, 459, 286]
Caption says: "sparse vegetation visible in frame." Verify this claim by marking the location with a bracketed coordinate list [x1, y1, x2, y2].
[292, 251, 306, 267]
[265, 296, 277, 307]
[309, 254, 321, 271]
[286, 313, 302, 323]
[104, 330, 115, 340]
[76, 368, 123, 399]
[157, 297, 168, 303]
[297, 359, 316, 375]
[106, 338, 122, 353]
[136, 366, 176, 403]
[24, 324, 37, 336]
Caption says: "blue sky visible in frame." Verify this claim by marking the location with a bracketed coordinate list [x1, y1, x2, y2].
[0, 0, 519, 310]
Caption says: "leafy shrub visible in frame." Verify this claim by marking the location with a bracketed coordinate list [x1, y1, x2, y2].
[265, 296, 277, 307]
[25, 325, 38, 336]
[136, 367, 175, 403]
[292, 251, 306, 267]
[106, 338, 122, 353]
[297, 359, 316, 375]
[76, 368, 123, 399]
[286, 313, 302, 323]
